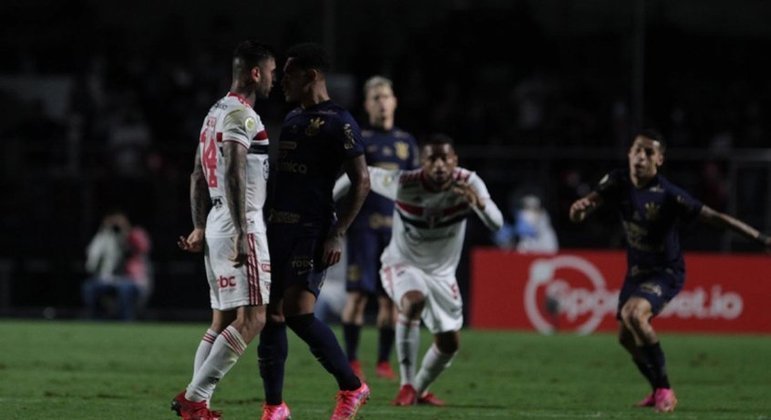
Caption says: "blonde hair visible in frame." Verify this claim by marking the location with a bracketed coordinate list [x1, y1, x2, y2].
[363, 75, 393, 96]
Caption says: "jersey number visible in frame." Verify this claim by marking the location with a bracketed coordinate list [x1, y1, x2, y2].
[201, 117, 218, 187]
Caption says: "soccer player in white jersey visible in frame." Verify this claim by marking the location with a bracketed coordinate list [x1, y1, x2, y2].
[171, 40, 276, 420]
[335, 133, 503, 406]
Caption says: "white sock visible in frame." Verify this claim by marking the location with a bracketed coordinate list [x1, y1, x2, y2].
[395, 314, 421, 386]
[415, 344, 456, 395]
[193, 329, 218, 376]
[186, 326, 246, 402]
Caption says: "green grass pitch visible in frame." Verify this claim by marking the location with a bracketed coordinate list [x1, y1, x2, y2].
[1, 320, 770, 419]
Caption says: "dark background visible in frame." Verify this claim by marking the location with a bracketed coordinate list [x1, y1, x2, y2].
[1, 0, 769, 320]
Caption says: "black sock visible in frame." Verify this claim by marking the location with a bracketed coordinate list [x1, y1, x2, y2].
[377, 326, 395, 363]
[287, 313, 361, 390]
[633, 348, 657, 391]
[258, 322, 288, 405]
[342, 322, 360, 362]
[642, 342, 671, 389]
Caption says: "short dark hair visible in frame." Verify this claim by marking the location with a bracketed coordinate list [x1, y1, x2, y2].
[285, 42, 331, 73]
[420, 133, 455, 148]
[233, 40, 275, 73]
[636, 128, 666, 152]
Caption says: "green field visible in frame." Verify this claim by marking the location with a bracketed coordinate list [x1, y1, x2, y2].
[1, 320, 769, 419]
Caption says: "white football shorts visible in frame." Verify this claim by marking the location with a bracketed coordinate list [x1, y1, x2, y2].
[380, 262, 463, 334]
[204, 232, 270, 310]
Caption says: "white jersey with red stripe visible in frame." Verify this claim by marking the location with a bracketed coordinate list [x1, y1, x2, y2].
[198, 92, 270, 238]
[368, 167, 503, 277]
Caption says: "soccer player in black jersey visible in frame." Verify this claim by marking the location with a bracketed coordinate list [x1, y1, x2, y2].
[570, 129, 771, 413]
[259, 43, 371, 420]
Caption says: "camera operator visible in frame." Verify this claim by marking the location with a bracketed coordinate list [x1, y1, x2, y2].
[81, 210, 152, 321]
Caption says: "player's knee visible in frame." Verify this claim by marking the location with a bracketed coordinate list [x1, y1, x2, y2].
[400, 291, 426, 318]
[622, 306, 650, 330]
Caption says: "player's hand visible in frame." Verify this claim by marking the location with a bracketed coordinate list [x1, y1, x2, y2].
[452, 181, 483, 210]
[569, 198, 596, 223]
[178, 228, 205, 253]
[230, 232, 249, 268]
[322, 232, 344, 268]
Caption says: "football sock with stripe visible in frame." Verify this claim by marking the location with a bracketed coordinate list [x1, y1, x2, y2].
[193, 329, 218, 377]
[186, 326, 246, 402]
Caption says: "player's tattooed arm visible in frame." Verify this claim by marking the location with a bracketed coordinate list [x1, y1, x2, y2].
[178, 148, 209, 253]
[190, 148, 210, 230]
[569, 191, 603, 223]
[699, 205, 770, 249]
[223, 141, 249, 267]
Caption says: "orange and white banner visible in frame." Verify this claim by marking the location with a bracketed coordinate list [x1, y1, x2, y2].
[470, 249, 771, 334]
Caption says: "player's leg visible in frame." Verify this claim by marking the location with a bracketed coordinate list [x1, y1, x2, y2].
[618, 323, 656, 407]
[341, 227, 376, 379]
[259, 229, 290, 416]
[619, 274, 680, 412]
[413, 273, 463, 405]
[175, 234, 270, 418]
[341, 290, 368, 379]
[381, 263, 427, 405]
[374, 293, 397, 379]
[374, 228, 396, 378]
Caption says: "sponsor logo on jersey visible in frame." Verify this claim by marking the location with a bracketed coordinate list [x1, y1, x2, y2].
[278, 160, 308, 174]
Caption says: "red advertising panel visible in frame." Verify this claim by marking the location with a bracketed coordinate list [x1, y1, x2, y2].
[470, 249, 771, 334]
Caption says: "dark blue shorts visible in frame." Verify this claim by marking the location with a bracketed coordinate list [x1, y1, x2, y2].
[617, 268, 684, 319]
[345, 228, 391, 294]
[267, 224, 328, 300]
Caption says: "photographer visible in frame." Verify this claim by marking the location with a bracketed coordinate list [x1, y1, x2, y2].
[81, 210, 152, 321]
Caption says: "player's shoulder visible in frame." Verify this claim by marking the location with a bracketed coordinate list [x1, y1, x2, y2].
[398, 168, 423, 185]
[391, 127, 416, 142]
[598, 168, 628, 186]
[452, 167, 474, 183]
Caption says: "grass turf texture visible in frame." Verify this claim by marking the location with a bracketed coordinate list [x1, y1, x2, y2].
[1, 320, 769, 419]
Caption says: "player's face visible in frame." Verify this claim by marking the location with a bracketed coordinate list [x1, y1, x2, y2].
[255, 57, 277, 99]
[421, 143, 458, 187]
[281, 58, 308, 103]
[628, 135, 664, 180]
[364, 85, 396, 125]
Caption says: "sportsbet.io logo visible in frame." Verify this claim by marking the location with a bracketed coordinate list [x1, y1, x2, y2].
[524, 255, 744, 335]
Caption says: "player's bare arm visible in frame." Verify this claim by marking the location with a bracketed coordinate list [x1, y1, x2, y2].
[569, 191, 603, 223]
[323, 154, 370, 267]
[223, 141, 249, 267]
[698, 205, 771, 250]
[179, 148, 209, 253]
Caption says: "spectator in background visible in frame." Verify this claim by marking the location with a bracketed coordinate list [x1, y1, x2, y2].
[493, 194, 558, 253]
[81, 210, 152, 321]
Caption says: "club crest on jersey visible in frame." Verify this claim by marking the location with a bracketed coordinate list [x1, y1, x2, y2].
[425, 207, 442, 228]
[343, 123, 356, 149]
[644, 202, 660, 221]
[305, 117, 325, 136]
[395, 141, 410, 160]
